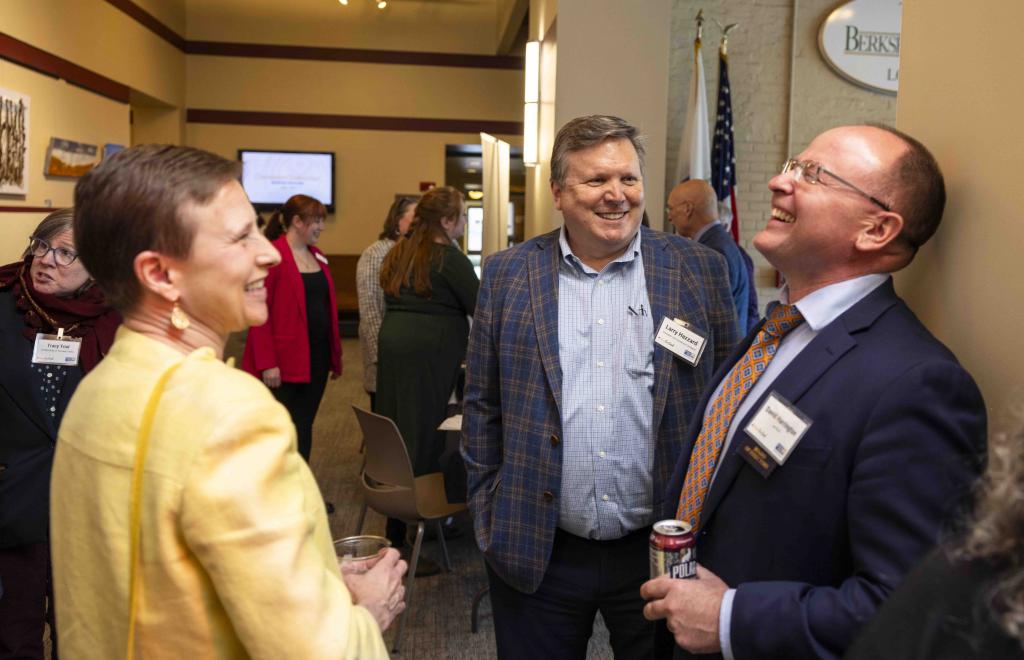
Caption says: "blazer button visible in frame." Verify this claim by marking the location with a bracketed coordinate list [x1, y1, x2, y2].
[542, 490, 555, 503]
[550, 434, 560, 447]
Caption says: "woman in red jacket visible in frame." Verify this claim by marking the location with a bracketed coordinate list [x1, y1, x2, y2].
[243, 195, 341, 490]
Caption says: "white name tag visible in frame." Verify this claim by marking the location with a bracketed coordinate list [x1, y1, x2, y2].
[32, 333, 82, 366]
[743, 391, 812, 465]
[314, 252, 329, 265]
[654, 317, 707, 366]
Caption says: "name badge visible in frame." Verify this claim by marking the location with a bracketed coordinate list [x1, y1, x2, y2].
[314, 252, 329, 265]
[654, 317, 707, 366]
[32, 331, 82, 366]
[738, 391, 812, 477]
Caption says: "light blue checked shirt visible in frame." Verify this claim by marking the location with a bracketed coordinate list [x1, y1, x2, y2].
[556, 227, 655, 540]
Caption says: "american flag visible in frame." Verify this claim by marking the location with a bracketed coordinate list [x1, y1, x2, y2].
[711, 48, 739, 242]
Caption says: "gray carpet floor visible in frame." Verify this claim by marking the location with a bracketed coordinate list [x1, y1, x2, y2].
[290, 338, 614, 659]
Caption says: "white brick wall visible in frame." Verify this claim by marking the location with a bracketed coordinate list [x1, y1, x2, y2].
[666, 0, 897, 313]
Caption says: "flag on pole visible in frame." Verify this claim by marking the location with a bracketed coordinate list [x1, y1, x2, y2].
[676, 22, 710, 183]
[711, 41, 740, 241]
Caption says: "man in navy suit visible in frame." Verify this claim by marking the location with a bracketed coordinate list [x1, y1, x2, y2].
[641, 125, 987, 659]
[667, 179, 758, 333]
[462, 115, 739, 659]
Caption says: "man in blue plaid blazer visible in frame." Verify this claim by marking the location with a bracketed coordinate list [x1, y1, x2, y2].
[462, 115, 739, 659]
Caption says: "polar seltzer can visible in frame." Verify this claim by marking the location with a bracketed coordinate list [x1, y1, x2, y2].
[649, 519, 697, 579]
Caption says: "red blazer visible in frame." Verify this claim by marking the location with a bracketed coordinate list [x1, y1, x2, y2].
[242, 235, 342, 382]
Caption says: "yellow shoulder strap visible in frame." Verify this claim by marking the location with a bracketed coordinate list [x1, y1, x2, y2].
[125, 361, 184, 660]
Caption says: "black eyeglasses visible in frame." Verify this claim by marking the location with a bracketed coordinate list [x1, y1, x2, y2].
[781, 159, 891, 211]
[28, 236, 79, 266]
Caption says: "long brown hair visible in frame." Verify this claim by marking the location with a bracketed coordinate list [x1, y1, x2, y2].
[265, 194, 326, 241]
[380, 186, 463, 298]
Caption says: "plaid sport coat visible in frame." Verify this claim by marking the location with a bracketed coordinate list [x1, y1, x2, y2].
[461, 225, 739, 594]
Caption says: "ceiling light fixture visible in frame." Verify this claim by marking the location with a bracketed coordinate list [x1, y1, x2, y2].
[377, 0, 387, 8]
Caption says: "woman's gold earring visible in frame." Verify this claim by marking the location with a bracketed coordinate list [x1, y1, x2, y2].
[170, 302, 191, 330]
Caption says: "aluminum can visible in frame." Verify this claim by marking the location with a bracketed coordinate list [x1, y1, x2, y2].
[649, 519, 696, 579]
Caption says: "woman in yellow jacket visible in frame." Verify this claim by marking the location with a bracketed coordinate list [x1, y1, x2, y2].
[50, 145, 405, 658]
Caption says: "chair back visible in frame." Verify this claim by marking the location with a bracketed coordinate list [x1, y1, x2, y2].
[351, 406, 419, 520]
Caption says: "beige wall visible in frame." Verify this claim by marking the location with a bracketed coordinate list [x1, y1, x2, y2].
[184, 0, 500, 54]
[185, 54, 522, 255]
[189, 123, 519, 255]
[0, 61, 130, 264]
[524, 0, 671, 238]
[186, 56, 522, 119]
[1, 0, 185, 106]
[667, 0, 896, 310]
[895, 0, 1023, 421]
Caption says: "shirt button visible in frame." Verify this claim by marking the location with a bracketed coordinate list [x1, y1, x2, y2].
[596, 404, 605, 412]
[597, 360, 605, 368]
[50, 406, 56, 412]
[543, 491, 555, 503]
[599, 450, 606, 458]
[550, 434, 560, 447]
[602, 494, 610, 502]
[597, 319, 605, 325]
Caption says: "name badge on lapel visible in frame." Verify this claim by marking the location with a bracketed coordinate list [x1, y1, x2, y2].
[314, 252, 329, 265]
[738, 391, 812, 478]
[654, 317, 707, 366]
[32, 328, 82, 366]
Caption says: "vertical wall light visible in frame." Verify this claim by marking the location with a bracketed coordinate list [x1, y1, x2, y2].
[523, 40, 540, 166]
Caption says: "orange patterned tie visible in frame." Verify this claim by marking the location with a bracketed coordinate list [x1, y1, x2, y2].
[676, 303, 804, 531]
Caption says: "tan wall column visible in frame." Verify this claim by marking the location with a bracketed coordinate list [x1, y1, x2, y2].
[896, 0, 1024, 421]
[524, 0, 670, 239]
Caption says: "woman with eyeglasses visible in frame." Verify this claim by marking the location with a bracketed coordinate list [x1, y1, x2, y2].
[0, 208, 119, 658]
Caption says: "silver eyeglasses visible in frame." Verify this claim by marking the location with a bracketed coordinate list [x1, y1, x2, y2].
[28, 236, 79, 266]
[781, 159, 891, 211]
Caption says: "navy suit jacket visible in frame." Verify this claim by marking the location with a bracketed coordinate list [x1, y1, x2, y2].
[698, 223, 757, 333]
[666, 278, 987, 659]
[462, 226, 740, 593]
[0, 290, 83, 548]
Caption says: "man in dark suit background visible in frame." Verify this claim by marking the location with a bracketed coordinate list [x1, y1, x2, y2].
[641, 124, 987, 660]
[666, 179, 758, 333]
[462, 115, 739, 659]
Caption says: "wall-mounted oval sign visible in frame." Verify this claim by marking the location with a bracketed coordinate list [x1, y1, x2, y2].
[818, 0, 901, 95]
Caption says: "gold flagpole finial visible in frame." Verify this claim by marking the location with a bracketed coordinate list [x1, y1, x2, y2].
[719, 22, 739, 58]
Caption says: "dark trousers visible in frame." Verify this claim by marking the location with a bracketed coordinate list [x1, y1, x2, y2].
[272, 363, 329, 463]
[0, 543, 56, 659]
[487, 527, 655, 660]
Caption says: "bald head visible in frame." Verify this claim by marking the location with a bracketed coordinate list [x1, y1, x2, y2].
[666, 180, 719, 238]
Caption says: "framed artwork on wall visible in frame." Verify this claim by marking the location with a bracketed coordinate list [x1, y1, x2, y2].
[0, 87, 30, 195]
[45, 138, 100, 177]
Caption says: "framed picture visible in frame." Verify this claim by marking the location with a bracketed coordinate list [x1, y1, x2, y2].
[0, 87, 30, 195]
[45, 138, 100, 177]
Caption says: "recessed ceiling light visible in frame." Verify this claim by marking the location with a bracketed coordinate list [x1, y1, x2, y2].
[377, 0, 387, 8]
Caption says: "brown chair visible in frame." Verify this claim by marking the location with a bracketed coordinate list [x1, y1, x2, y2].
[351, 405, 467, 653]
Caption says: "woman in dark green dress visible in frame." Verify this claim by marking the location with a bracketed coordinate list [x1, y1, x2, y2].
[376, 186, 479, 555]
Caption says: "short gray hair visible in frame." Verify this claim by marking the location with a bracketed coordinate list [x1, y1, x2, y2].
[549, 115, 645, 186]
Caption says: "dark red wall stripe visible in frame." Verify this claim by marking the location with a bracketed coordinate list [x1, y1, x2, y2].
[0, 32, 130, 104]
[187, 109, 522, 136]
[185, 41, 522, 70]
[0, 206, 60, 213]
[104, 0, 186, 51]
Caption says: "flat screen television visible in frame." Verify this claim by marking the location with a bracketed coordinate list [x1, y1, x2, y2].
[238, 149, 335, 212]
